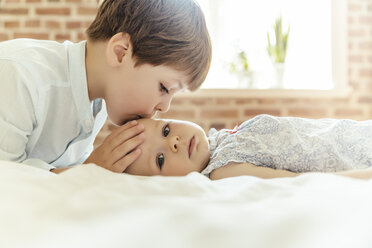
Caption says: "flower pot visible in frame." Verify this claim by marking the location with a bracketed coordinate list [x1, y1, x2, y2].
[236, 71, 253, 88]
[272, 62, 285, 88]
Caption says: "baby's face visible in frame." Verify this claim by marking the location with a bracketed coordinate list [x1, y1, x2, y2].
[125, 119, 210, 176]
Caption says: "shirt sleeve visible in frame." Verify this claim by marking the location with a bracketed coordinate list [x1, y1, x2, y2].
[0, 60, 55, 171]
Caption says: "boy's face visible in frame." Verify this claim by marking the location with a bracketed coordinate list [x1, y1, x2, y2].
[125, 118, 210, 176]
[105, 53, 188, 126]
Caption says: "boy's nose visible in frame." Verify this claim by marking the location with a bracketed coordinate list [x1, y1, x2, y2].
[168, 136, 180, 152]
[156, 98, 172, 113]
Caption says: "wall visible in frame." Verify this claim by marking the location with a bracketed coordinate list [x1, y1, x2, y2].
[0, 0, 371, 145]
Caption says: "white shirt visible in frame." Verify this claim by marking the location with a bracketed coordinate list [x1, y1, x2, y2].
[0, 39, 108, 171]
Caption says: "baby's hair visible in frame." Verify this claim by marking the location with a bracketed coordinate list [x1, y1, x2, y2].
[86, 0, 212, 90]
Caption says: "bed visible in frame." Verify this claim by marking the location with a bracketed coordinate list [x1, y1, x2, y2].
[1, 160, 372, 248]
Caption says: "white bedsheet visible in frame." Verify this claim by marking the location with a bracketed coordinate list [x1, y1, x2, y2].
[1, 160, 372, 248]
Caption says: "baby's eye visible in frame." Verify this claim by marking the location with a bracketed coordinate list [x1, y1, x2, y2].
[156, 153, 165, 170]
[160, 83, 169, 94]
[163, 124, 170, 137]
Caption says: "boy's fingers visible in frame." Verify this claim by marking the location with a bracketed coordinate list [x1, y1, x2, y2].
[105, 120, 139, 144]
[112, 133, 145, 161]
[114, 149, 142, 173]
[108, 123, 144, 149]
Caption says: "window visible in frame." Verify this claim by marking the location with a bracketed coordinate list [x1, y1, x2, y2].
[197, 0, 347, 90]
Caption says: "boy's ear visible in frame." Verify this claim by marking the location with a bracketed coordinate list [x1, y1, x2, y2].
[106, 32, 132, 67]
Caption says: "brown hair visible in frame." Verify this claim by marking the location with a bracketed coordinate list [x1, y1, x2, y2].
[86, 0, 211, 90]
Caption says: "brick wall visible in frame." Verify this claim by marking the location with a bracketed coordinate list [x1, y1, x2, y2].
[0, 0, 99, 42]
[0, 0, 371, 145]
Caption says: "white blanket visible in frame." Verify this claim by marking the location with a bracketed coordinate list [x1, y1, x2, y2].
[1, 161, 372, 248]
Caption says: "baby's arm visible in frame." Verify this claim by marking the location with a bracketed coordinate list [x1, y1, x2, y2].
[209, 162, 372, 180]
[333, 167, 372, 180]
[209, 162, 298, 180]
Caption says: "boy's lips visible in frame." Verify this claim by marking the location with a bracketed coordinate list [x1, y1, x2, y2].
[188, 136, 195, 158]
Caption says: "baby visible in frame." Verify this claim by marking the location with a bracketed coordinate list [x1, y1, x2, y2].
[124, 114, 372, 180]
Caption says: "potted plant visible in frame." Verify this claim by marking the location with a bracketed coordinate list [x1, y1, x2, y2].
[267, 15, 290, 88]
[229, 50, 253, 88]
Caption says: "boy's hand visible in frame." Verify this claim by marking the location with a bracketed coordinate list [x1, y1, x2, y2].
[84, 120, 145, 173]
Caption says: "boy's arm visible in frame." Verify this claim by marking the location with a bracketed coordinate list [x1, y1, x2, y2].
[209, 162, 372, 180]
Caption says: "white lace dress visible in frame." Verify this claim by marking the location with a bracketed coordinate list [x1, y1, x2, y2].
[201, 114, 372, 177]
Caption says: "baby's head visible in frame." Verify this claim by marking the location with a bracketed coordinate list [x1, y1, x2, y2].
[125, 118, 210, 176]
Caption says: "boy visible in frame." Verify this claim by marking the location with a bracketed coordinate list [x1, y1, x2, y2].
[0, 0, 211, 174]
[124, 116, 372, 180]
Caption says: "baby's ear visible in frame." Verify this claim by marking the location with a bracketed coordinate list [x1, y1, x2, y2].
[106, 32, 131, 67]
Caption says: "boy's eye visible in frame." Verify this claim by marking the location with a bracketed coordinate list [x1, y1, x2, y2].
[160, 83, 169, 94]
[156, 153, 165, 170]
[163, 124, 170, 137]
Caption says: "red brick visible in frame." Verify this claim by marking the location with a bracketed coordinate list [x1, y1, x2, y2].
[349, 55, 364, 63]
[4, 21, 20, 28]
[66, 21, 82, 29]
[55, 34, 71, 41]
[190, 99, 208, 105]
[348, 3, 363, 12]
[25, 20, 41, 28]
[77, 7, 98, 15]
[350, 80, 361, 91]
[348, 42, 354, 51]
[83, 21, 93, 28]
[169, 98, 185, 105]
[334, 108, 363, 117]
[157, 110, 195, 119]
[244, 109, 281, 117]
[235, 99, 256, 105]
[359, 69, 372, 78]
[77, 32, 87, 41]
[287, 108, 327, 117]
[0, 33, 9, 41]
[14, 32, 49, 40]
[358, 96, 372, 104]
[359, 16, 372, 25]
[359, 42, 372, 51]
[257, 99, 280, 105]
[0, 8, 28, 15]
[209, 123, 226, 130]
[45, 21, 61, 29]
[36, 8, 70, 15]
[348, 16, 355, 25]
[201, 110, 239, 119]
[216, 99, 232, 105]
[348, 29, 366, 37]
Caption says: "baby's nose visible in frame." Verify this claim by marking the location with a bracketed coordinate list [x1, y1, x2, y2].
[168, 136, 180, 152]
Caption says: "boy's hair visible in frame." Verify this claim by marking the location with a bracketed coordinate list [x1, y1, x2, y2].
[87, 0, 211, 91]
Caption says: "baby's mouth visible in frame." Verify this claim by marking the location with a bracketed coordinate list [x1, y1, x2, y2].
[188, 136, 195, 158]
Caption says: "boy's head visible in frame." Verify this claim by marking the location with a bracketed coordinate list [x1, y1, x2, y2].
[86, 0, 211, 125]
[125, 118, 210, 176]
